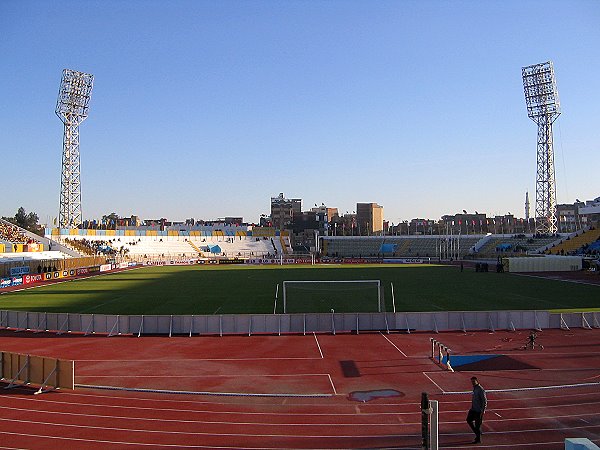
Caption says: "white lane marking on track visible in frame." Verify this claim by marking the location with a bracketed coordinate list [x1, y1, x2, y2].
[327, 374, 337, 395]
[422, 372, 446, 394]
[76, 357, 322, 362]
[443, 380, 600, 394]
[0, 403, 405, 425]
[313, 332, 324, 358]
[379, 332, 407, 357]
[0, 398, 423, 417]
[75, 374, 330, 378]
[0, 416, 421, 437]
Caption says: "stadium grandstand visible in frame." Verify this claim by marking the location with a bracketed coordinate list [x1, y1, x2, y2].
[48, 225, 290, 261]
[321, 235, 479, 259]
[319, 234, 568, 260]
[0, 218, 80, 278]
[545, 227, 600, 257]
[2, 207, 599, 282]
[473, 234, 562, 258]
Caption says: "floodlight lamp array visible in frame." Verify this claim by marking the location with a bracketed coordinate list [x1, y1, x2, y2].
[55, 69, 94, 120]
[522, 61, 560, 121]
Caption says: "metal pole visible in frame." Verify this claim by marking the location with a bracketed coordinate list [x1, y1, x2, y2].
[430, 400, 439, 450]
[331, 309, 335, 335]
[421, 392, 430, 449]
[282, 281, 287, 314]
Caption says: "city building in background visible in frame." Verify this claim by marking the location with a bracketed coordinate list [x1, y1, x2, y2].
[356, 203, 384, 236]
[270, 193, 302, 231]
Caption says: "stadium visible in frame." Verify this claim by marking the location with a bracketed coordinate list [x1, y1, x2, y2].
[2, 12, 600, 450]
[2, 195, 600, 450]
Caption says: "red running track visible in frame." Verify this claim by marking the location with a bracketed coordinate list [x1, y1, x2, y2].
[1, 328, 600, 449]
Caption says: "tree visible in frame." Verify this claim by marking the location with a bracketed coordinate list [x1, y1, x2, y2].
[2, 207, 44, 237]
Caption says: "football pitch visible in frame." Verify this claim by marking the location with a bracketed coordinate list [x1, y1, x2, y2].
[0, 264, 598, 315]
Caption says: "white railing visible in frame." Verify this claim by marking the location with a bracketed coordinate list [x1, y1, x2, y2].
[1, 309, 597, 336]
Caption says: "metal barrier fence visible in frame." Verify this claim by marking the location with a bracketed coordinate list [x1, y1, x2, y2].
[1, 309, 598, 336]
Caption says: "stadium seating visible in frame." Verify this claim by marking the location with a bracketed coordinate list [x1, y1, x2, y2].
[546, 228, 600, 256]
[0, 250, 68, 264]
[58, 234, 283, 260]
[0, 219, 41, 246]
[475, 235, 562, 257]
[322, 236, 481, 259]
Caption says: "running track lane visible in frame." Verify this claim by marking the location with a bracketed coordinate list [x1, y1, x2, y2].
[1, 329, 600, 448]
[1, 385, 600, 449]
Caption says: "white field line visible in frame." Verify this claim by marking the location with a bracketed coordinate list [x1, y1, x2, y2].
[2, 266, 144, 295]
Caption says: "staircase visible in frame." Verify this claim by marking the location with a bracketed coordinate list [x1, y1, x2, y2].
[187, 240, 203, 256]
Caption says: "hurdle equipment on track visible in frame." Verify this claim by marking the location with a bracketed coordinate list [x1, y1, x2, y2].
[430, 337, 454, 372]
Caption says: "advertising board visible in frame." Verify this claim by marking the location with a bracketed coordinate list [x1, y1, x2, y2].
[10, 266, 30, 276]
[23, 274, 43, 285]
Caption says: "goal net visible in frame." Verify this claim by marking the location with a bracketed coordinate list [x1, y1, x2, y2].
[282, 280, 382, 314]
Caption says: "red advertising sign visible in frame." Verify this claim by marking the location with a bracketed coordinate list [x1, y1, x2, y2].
[23, 274, 43, 285]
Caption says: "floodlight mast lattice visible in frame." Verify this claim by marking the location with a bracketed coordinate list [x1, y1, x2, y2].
[56, 69, 94, 229]
[522, 61, 560, 235]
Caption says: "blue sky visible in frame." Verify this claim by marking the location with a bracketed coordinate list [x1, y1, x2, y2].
[1, 0, 599, 226]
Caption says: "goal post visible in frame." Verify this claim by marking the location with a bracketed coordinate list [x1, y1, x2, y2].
[281, 280, 382, 314]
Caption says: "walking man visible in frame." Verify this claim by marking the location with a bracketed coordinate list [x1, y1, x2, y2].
[466, 376, 487, 444]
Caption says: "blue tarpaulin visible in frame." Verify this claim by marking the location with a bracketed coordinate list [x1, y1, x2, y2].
[207, 244, 221, 254]
[379, 243, 398, 253]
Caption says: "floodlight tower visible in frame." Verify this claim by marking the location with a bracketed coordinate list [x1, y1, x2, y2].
[55, 69, 94, 228]
[522, 61, 560, 235]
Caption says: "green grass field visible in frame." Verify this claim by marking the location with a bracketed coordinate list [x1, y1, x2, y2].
[0, 264, 598, 315]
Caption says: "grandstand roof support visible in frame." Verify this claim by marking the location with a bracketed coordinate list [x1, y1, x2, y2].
[56, 69, 94, 229]
[522, 61, 560, 235]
